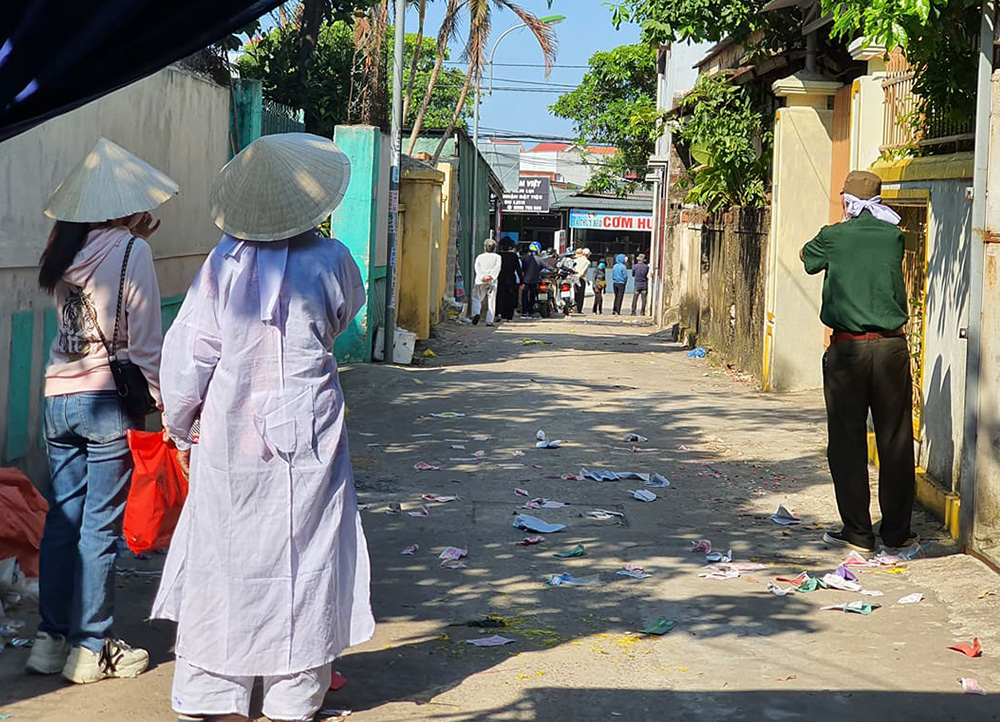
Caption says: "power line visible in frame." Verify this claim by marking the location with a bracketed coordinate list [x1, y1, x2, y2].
[443, 61, 590, 69]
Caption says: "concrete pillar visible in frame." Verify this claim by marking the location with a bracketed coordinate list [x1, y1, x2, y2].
[848, 40, 889, 172]
[397, 162, 445, 340]
[762, 72, 842, 392]
[331, 125, 383, 362]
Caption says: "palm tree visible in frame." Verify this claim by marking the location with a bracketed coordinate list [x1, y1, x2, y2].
[406, 0, 462, 155]
[403, 0, 431, 120]
[428, 0, 557, 163]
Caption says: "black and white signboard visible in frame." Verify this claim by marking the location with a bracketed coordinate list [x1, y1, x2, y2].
[502, 176, 551, 213]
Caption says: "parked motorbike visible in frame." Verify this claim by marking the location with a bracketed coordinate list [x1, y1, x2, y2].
[537, 269, 556, 318]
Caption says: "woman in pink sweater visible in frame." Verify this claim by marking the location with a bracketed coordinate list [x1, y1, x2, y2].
[25, 138, 177, 685]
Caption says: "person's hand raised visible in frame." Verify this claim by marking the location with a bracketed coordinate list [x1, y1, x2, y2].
[129, 212, 161, 238]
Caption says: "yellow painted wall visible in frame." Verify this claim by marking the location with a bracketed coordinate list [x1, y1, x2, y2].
[763, 103, 836, 391]
[397, 165, 445, 340]
[432, 163, 455, 324]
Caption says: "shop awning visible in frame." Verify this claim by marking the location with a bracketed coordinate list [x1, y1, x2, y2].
[0, 1, 282, 143]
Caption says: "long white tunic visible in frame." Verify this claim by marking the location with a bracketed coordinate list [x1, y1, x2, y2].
[152, 232, 375, 676]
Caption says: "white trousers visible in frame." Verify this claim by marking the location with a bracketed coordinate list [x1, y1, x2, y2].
[472, 283, 497, 323]
[172, 656, 332, 721]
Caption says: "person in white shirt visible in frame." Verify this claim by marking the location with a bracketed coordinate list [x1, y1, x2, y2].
[573, 247, 592, 314]
[472, 238, 502, 326]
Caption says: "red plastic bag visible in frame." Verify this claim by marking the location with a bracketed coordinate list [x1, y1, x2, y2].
[123, 430, 188, 554]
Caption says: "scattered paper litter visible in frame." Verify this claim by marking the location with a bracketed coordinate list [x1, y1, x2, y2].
[645, 474, 670, 488]
[516, 536, 545, 546]
[898, 592, 924, 605]
[820, 601, 881, 615]
[358, 432, 376, 437]
[451, 444, 466, 450]
[832, 565, 858, 582]
[445, 438, 469, 443]
[641, 618, 678, 636]
[949, 638, 983, 658]
[474, 450, 486, 458]
[413, 462, 440, 471]
[616, 472, 651, 481]
[622, 433, 648, 443]
[581, 469, 620, 482]
[699, 569, 741, 581]
[524, 498, 569, 510]
[407, 506, 430, 518]
[617, 564, 652, 579]
[430, 412, 466, 419]
[438, 547, 468, 567]
[820, 573, 862, 592]
[768, 582, 794, 596]
[691, 540, 712, 553]
[466, 635, 515, 647]
[385, 502, 401, 515]
[961, 678, 986, 696]
[586, 509, 625, 520]
[627, 489, 657, 503]
[496, 464, 526, 469]
[512, 450, 526, 457]
[705, 549, 733, 563]
[473, 435, 489, 441]
[422, 494, 457, 503]
[554, 544, 585, 558]
[860, 589, 885, 597]
[535, 430, 563, 449]
[841, 551, 871, 566]
[514, 488, 530, 497]
[411, 433, 433, 438]
[546, 573, 602, 587]
[401, 544, 419, 555]
[770, 505, 801, 526]
[715, 562, 767, 572]
[512, 514, 566, 534]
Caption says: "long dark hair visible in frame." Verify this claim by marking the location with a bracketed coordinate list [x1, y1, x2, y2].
[38, 221, 92, 293]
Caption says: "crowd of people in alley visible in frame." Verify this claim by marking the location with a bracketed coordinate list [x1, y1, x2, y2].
[469, 238, 651, 325]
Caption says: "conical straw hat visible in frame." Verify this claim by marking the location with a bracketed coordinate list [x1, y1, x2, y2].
[210, 133, 352, 242]
[45, 138, 179, 222]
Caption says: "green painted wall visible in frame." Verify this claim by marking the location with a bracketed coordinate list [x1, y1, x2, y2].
[332, 125, 382, 363]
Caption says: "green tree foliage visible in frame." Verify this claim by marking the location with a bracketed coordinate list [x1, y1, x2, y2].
[610, 0, 766, 45]
[400, 35, 472, 131]
[237, 23, 470, 139]
[549, 44, 659, 195]
[676, 74, 771, 212]
[824, 0, 979, 133]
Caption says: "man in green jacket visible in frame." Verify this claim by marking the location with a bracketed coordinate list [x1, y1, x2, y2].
[801, 170, 916, 554]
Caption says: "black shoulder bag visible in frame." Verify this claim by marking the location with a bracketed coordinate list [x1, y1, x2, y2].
[84, 237, 157, 420]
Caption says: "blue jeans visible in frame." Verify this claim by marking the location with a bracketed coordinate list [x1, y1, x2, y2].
[39, 391, 137, 652]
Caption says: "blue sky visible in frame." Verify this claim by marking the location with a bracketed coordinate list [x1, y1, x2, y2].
[406, 0, 707, 146]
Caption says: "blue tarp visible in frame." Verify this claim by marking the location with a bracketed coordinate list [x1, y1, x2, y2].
[0, 1, 282, 143]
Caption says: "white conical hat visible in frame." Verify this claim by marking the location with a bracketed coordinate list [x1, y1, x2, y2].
[210, 133, 352, 242]
[44, 138, 179, 222]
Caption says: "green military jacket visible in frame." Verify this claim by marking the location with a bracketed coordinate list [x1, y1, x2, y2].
[802, 211, 908, 333]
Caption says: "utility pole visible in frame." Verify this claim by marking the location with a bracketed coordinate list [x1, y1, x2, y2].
[384, 0, 405, 363]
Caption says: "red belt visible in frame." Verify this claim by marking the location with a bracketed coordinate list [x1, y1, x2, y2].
[831, 329, 905, 343]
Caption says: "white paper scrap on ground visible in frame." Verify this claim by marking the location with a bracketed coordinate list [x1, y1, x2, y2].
[860, 589, 884, 597]
[407, 506, 430, 518]
[616, 472, 651, 482]
[451, 444, 466, 450]
[546, 573, 603, 587]
[700, 568, 741, 581]
[587, 509, 625, 520]
[411, 433, 433, 438]
[358, 432, 376, 437]
[898, 593, 924, 604]
[422, 495, 457, 503]
[512, 514, 566, 534]
[705, 549, 733, 563]
[820, 574, 862, 592]
[439, 547, 468, 564]
[466, 635, 515, 647]
[628, 489, 657, 503]
[535, 429, 563, 449]
[617, 564, 652, 579]
[645, 474, 670, 488]
[770, 505, 802, 526]
[473, 435, 489, 441]
[768, 582, 794, 596]
[401, 545, 419, 555]
[961, 678, 987, 695]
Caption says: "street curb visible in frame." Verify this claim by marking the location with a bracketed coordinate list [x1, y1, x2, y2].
[867, 431, 960, 540]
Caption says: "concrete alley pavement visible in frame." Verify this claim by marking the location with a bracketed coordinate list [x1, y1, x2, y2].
[4, 312, 1000, 721]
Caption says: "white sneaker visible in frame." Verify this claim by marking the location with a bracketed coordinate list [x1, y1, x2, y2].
[62, 638, 149, 684]
[24, 631, 70, 674]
